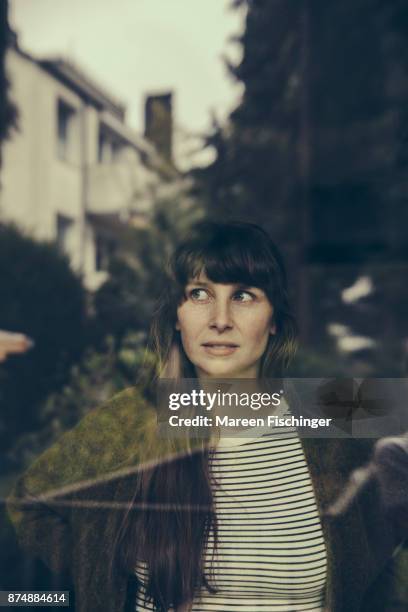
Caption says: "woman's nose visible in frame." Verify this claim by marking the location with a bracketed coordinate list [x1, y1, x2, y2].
[209, 299, 233, 331]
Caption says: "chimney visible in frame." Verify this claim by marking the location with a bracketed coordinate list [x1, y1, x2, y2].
[144, 92, 173, 162]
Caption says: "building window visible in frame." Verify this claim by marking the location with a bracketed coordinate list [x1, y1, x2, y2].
[57, 99, 76, 161]
[98, 123, 122, 163]
[56, 214, 73, 254]
[95, 234, 116, 271]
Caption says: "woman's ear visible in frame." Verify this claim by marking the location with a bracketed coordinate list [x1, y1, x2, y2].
[270, 322, 277, 335]
[175, 320, 181, 331]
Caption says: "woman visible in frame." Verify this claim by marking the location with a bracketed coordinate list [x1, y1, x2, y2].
[7, 221, 407, 612]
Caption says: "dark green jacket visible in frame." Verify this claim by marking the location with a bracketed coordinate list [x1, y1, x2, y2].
[6, 386, 407, 611]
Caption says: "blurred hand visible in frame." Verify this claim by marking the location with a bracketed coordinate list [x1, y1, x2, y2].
[0, 330, 34, 362]
[326, 433, 408, 517]
[372, 433, 408, 509]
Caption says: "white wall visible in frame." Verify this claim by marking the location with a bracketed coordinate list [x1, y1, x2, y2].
[0, 49, 90, 275]
[0, 48, 156, 290]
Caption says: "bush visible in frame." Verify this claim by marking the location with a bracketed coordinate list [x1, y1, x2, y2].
[0, 223, 87, 467]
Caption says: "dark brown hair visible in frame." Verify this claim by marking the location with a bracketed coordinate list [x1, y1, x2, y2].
[114, 221, 298, 611]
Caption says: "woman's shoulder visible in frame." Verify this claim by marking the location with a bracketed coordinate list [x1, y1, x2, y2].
[14, 386, 158, 499]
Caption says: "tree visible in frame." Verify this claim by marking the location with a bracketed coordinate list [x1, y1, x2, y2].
[196, 0, 408, 374]
[0, 0, 17, 156]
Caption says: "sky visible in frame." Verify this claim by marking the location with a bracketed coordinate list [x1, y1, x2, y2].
[10, 0, 245, 166]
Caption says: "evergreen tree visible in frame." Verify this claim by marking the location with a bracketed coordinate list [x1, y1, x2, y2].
[196, 0, 408, 373]
[0, 0, 17, 154]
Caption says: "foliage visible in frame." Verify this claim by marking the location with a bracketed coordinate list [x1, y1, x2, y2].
[289, 346, 349, 378]
[198, 0, 406, 228]
[0, 223, 87, 466]
[4, 332, 149, 471]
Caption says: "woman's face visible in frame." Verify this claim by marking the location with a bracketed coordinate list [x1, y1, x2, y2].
[175, 272, 276, 379]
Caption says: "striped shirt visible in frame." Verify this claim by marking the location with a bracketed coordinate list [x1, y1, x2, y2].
[135, 401, 327, 611]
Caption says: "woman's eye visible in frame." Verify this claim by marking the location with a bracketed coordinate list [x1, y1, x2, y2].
[188, 288, 209, 301]
[233, 290, 254, 302]
[187, 288, 256, 302]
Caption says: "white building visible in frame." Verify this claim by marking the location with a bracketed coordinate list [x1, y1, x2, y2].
[0, 41, 178, 290]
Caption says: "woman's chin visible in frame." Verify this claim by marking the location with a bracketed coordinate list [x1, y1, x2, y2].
[196, 363, 249, 379]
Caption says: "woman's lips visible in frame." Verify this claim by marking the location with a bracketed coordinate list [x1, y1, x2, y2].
[202, 343, 239, 356]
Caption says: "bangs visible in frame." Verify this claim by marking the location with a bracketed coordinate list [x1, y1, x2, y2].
[172, 223, 282, 291]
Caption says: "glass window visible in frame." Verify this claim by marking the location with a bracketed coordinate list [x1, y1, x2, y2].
[56, 214, 73, 254]
[57, 99, 76, 161]
[98, 123, 123, 163]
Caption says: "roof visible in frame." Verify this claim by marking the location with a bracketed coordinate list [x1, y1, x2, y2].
[10, 41, 180, 178]
[12, 42, 126, 121]
[39, 58, 126, 121]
